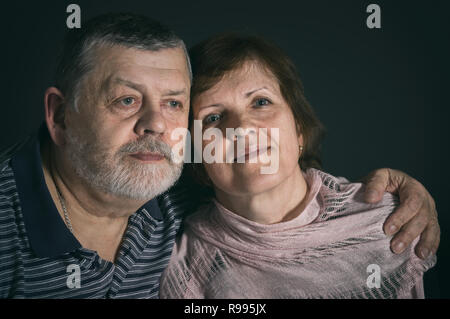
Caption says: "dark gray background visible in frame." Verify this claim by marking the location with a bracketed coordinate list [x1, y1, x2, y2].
[0, 0, 448, 297]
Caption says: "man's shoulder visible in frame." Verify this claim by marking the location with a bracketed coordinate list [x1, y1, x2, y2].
[0, 138, 30, 237]
[0, 145, 24, 266]
[0, 158, 12, 180]
[0, 137, 31, 196]
[0, 156, 17, 197]
[0, 137, 32, 166]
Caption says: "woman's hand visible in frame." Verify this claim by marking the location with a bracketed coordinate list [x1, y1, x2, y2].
[362, 168, 440, 260]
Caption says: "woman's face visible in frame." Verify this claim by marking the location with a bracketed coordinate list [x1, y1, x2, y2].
[192, 61, 303, 196]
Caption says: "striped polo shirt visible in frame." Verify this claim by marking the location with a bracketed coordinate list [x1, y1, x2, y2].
[0, 125, 192, 298]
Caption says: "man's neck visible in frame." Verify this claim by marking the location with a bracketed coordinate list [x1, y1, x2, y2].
[41, 141, 145, 262]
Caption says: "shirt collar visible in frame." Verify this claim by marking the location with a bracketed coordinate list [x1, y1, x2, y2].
[11, 123, 163, 258]
[142, 196, 163, 220]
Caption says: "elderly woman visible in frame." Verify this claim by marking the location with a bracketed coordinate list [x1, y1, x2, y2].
[160, 34, 436, 298]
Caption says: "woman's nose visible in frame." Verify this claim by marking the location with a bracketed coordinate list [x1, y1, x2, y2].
[224, 112, 256, 133]
[233, 126, 257, 141]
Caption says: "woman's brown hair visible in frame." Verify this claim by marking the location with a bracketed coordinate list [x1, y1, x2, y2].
[188, 33, 326, 186]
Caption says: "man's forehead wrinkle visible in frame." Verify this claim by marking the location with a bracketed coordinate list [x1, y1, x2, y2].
[87, 50, 190, 103]
[110, 48, 186, 72]
[99, 74, 115, 95]
[104, 63, 188, 85]
[92, 45, 189, 78]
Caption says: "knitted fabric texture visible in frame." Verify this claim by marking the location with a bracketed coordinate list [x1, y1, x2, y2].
[160, 168, 436, 299]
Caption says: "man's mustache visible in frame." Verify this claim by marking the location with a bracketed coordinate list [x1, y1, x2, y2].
[118, 137, 174, 163]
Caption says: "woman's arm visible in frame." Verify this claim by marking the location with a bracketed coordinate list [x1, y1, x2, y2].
[361, 168, 440, 260]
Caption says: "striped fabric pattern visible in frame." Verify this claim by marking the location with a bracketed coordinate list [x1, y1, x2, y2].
[0, 138, 192, 299]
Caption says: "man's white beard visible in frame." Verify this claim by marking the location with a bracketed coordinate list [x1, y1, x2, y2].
[64, 127, 183, 201]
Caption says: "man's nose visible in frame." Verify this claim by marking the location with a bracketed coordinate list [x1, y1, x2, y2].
[134, 106, 167, 136]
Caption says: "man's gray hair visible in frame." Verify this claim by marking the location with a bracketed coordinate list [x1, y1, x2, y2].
[54, 13, 192, 111]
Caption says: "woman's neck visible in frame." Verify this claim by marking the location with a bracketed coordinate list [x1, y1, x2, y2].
[214, 165, 309, 225]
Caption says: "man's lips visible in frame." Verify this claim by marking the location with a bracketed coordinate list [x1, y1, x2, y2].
[129, 152, 165, 162]
[234, 147, 270, 163]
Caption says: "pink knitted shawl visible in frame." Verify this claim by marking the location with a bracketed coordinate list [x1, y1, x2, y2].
[160, 168, 436, 299]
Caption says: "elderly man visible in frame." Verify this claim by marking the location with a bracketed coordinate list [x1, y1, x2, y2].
[0, 13, 439, 298]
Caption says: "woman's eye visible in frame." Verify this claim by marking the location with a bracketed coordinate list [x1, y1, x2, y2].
[204, 113, 222, 124]
[120, 97, 137, 107]
[254, 98, 271, 107]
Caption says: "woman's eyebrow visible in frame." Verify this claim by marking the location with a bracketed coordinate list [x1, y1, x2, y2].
[197, 103, 223, 112]
[244, 86, 269, 97]
[197, 86, 272, 111]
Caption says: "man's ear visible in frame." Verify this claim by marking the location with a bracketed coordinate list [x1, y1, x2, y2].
[44, 87, 67, 146]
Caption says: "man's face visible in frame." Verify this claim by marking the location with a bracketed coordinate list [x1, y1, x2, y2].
[63, 45, 190, 200]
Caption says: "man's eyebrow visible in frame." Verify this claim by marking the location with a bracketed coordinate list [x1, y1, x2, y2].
[112, 78, 146, 92]
[162, 89, 188, 97]
[245, 86, 269, 97]
[110, 78, 188, 97]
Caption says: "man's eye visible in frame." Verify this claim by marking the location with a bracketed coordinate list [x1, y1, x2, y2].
[168, 100, 182, 108]
[204, 113, 222, 125]
[120, 97, 136, 107]
[254, 98, 271, 107]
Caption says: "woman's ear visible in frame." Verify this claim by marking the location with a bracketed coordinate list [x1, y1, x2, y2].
[44, 87, 67, 146]
[298, 133, 305, 152]
[295, 121, 305, 149]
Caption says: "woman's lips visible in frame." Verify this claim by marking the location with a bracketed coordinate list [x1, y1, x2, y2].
[234, 147, 270, 163]
[129, 152, 165, 162]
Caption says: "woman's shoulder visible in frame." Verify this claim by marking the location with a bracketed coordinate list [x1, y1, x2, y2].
[170, 200, 217, 253]
[159, 201, 222, 298]
[304, 169, 436, 298]
[306, 168, 399, 224]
